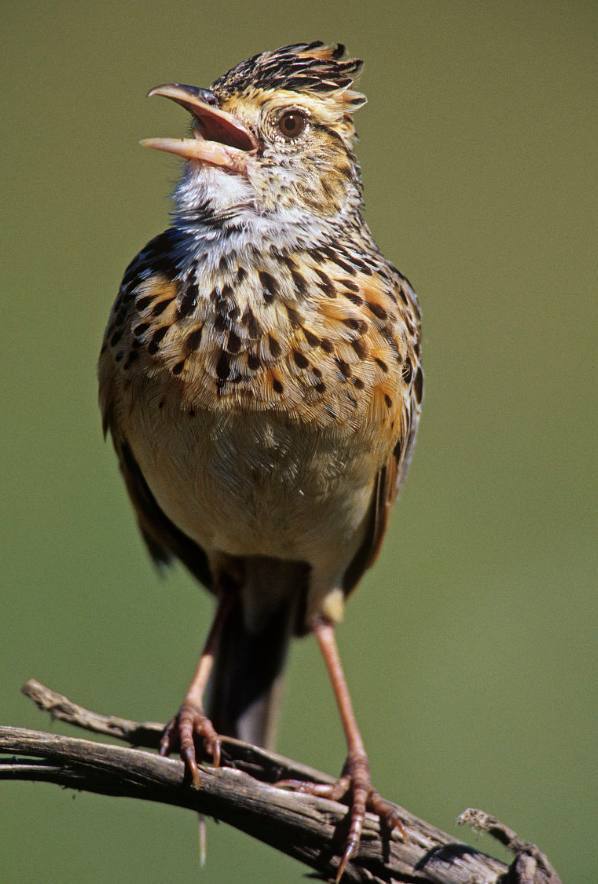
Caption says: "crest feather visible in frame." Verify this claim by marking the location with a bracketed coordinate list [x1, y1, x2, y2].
[213, 41, 366, 111]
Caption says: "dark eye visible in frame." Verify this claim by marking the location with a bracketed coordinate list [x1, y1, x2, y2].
[278, 110, 307, 139]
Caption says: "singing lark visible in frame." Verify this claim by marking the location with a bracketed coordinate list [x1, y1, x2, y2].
[99, 41, 423, 878]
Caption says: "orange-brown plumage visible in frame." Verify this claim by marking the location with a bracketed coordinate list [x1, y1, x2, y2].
[99, 41, 422, 879]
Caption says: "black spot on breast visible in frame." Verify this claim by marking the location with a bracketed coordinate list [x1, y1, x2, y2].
[293, 350, 309, 369]
[242, 307, 260, 338]
[375, 357, 388, 372]
[268, 335, 282, 358]
[351, 256, 374, 276]
[148, 326, 169, 354]
[343, 318, 368, 334]
[133, 322, 149, 337]
[115, 350, 124, 362]
[353, 377, 365, 390]
[247, 352, 260, 370]
[414, 365, 424, 403]
[227, 330, 241, 353]
[236, 266, 247, 282]
[152, 299, 174, 316]
[259, 270, 278, 303]
[291, 270, 307, 296]
[336, 358, 352, 378]
[321, 246, 355, 275]
[402, 358, 413, 384]
[216, 351, 231, 380]
[136, 295, 154, 311]
[273, 378, 284, 393]
[367, 302, 388, 320]
[384, 394, 393, 408]
[315, 381, 326, 393]
[185, 327, 203, 351]
[285, 305, 301, 327]
[303, 328, 320, 347]
[178, 279, 199, 318]
[110, 330, 123, 347]
[172, 360, 185, 375]
[352, 339, 367, 359]
[314, 269, 336, 297]
[320, 337, 334, 354]
[341, 278, 360, 292]
[344, 292, 364, 306]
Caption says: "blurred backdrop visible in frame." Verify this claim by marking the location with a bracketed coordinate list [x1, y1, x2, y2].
[2, 1, 596, 881]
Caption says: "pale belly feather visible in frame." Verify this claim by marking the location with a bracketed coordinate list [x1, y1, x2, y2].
[123, 389, 377, 586]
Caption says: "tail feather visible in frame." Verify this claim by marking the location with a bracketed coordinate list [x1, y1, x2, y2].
[206, 558, 307, 749]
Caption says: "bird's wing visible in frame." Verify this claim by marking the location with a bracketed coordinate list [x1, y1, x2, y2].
[98, 231, 212, 588]
[342, 270, 423, 594]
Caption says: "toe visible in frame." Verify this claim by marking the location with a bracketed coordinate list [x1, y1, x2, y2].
[182, 744, 201, 788]
[159, 718, 177, 757]
[159, 702, 221, 787]
[369, 790, 407, 840]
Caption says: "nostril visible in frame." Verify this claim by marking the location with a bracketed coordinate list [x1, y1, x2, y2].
[173, 84, 219, 106]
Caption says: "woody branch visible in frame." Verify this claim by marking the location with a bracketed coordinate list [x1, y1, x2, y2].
[0, 680, 560, 884]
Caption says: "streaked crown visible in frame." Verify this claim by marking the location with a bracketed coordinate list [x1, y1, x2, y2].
[213, 41, 366, 143]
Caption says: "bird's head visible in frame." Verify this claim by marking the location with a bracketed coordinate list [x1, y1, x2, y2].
[142, 42, 366, 233]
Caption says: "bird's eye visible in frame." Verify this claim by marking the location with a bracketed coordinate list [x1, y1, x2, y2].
[278, 110, 307, 139]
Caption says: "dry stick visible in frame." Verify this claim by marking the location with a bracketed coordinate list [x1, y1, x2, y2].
[0, 680, 560, 884]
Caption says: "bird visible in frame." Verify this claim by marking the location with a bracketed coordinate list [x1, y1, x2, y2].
[98, 41, 423, 880]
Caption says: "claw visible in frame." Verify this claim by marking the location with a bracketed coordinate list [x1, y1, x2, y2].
[160, 701, 221, 788]
[210, 736, 222, 769]
[277, 755, 407, 882]
[336, 841, 355, 884]
[183, 744, 202, 788]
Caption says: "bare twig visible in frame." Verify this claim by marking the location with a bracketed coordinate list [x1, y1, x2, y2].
[0, 680, 560, 883]
[458, 810, 562, 884]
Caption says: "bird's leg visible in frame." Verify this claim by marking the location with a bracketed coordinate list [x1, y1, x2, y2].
[277, 617, 405, 882]
[160, 590, 233, 787]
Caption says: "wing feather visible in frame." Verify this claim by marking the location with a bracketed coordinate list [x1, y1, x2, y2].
[342, 270, 423, 593]
[99, 231, 212, 588]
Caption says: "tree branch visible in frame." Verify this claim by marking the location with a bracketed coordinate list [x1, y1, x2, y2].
[0, 680, 561, 884]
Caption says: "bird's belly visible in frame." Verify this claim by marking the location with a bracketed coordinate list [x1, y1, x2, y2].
[125, 398, 376, 569]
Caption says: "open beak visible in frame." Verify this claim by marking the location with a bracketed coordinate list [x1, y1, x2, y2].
[141, 83, 257, 174]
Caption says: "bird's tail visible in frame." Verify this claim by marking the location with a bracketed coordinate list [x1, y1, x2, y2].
[206, 558, 307, 749]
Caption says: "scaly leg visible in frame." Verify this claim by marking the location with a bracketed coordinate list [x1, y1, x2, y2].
[160, 591, 233, 787]
[277, 618, 405, 882]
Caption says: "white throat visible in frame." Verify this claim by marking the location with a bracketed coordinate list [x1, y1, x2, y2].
[173, 163, 360, 275]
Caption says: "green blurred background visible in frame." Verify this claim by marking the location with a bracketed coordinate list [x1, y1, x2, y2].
[2, 1, 596, 881]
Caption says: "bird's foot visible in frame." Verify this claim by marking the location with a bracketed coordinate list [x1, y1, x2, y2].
[276, 751, 406, 882]
[160, 700, 221, 788]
